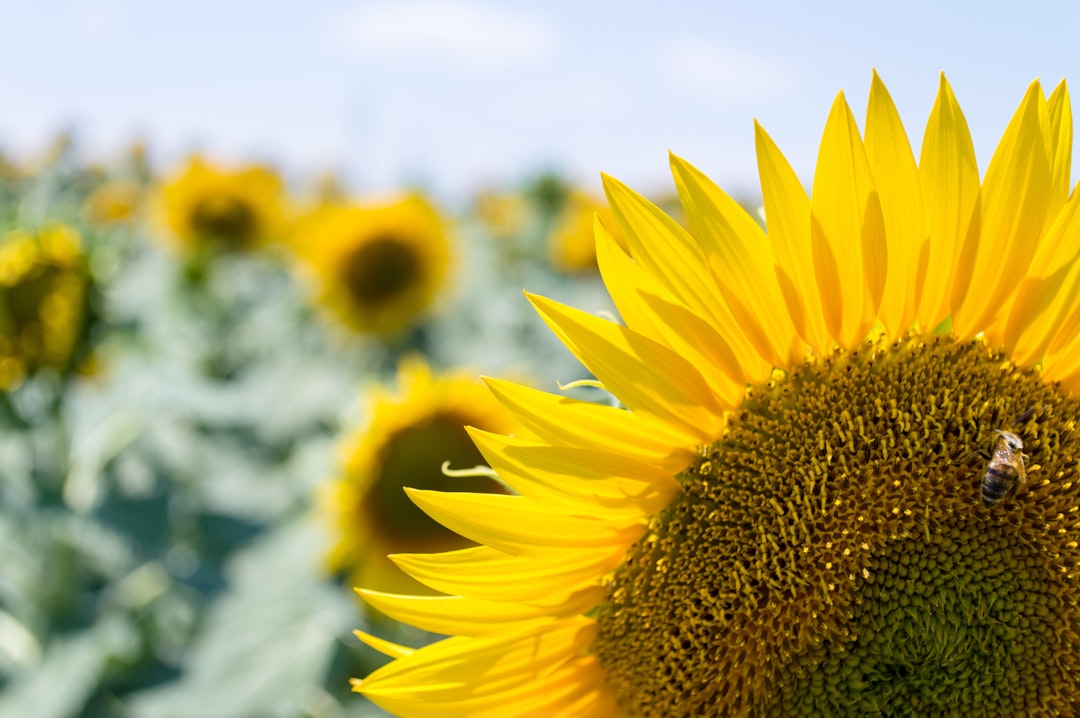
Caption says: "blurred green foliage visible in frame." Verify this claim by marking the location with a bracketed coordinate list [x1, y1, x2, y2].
[0, 141, 615, 717]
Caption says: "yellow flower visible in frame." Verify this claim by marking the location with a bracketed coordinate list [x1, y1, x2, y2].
[293, 195, 450, 337]
[322, 357, 515, 596]
[0, 225, 90, 390]
[352, 72, 1080, 716]
[84, 180, 142, 225]
[157, 157, 285, 252]
[548, 190, 626, 273]
[473, 190, 530, 240]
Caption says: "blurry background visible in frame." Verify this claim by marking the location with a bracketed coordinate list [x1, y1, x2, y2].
[1, 2, 1079, 718]
[4, 1, 1080, 201]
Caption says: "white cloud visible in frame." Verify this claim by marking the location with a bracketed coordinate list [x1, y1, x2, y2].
[327, 0, 556, 66]
[657, 37, 795, 98]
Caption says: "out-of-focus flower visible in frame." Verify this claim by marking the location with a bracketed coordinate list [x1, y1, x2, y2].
[293, 194, 450, 337]
[548, 190, 626, 273]
[351, 74, 1080, 716]
[0, 225, 91, 390]
[322, 357, 514, 595]
[84, 180, 142, 225]
[473, 190, 530, 240]
[158, 157, 286, 252]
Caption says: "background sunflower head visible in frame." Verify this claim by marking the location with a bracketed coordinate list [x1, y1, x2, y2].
[84, 179, 143, 226]
[292, 194, 451, 338]
[0, 224, 93, 390]
[321, 356, 514, 596]
[547, 189, 625, 273]
[157, 156, 286, 253]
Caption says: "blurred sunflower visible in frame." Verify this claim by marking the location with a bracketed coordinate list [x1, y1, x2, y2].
[549, 190, 627, 273]
[84, 179, 142, 225]
[293, 195, 450, 337]
[158, 157, 285, 252]
[352, 73, 1080, 716]
[473, 189, 530, 241]
[322, 357, 514, 596]
[0, 225, 91, 390]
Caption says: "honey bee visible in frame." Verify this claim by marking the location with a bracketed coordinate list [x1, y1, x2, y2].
[981, 430, 1028, 506]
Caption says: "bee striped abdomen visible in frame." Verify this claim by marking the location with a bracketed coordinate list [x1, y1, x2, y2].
[981, 430, 1028, 507]
[981, 463, 1018, 506]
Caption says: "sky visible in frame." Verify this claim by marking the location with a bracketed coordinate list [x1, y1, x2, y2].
[2, 0, 1079, 202]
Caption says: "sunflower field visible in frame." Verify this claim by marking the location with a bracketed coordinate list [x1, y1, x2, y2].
[0, 139, 617, 717]
[9, 70, 1080, 718]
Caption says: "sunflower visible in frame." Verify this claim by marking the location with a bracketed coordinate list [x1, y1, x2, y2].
[474, 189, 530, 241]
[292, 195, 450, 337]
[84, 179, 143, 225]
[322, 357, 515, 596]
[352, 73, 1080, 716]
[0, 225, 90, 390]
[157, 157, 285, 252]
[548, 190, 627, 273]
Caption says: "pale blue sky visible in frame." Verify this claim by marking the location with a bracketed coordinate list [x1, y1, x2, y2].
[2, 0, 1079, 201]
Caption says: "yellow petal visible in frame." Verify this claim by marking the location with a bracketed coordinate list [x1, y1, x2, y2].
[594, 215, 747, 404]
[468, 427, 679, 524]
[356, 588, 606, 636]
[670, 152, 802, 366]
[1048, 79, 1073, 207]
[952, 80, 1053, 337]
[864, 70, 925, 338]
[600, 174, 728, 331]
[482, 377, 695, 472]
[995, 186, 1080, 363]
[810, 90, 887, 348]
[357, 620, 609, 717]
[916, 73, 981, 330]
[356, 617, 592, 692]
[755, 121, 832, 354]
[602, 174, 776, 384]
[405, 490, 645, 557]
[390, 545, 622, 602]
[354, 630, 414, 659]
[364, 656, 615, 718]
[528, 292, 726, 442]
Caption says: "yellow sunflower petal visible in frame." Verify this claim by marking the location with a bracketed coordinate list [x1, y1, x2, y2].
[594, 214, 746, 404]
[810, 90, 887, 348]
[390, 545, 622, 603]
[670, 153, 802, 366]
[602, 174, 774, 383]
[915, 73, 981, 331]
[481, 377, 694, 472]
[356, 588, 606, 637]
[528, 292, 726, 442]
[357, 619, 595, 692]
[404, 490, 644, 557]
[996, 186, 1080, 363]
[357, 620, 607, 717]
[467, 427, 679, 524]
[864, 70, 925, 338]
[1048, 79, 1073, 206]
[354, 630, 415, 659]
[951, 80, 1053, 337]
[755, 121, 832, 354]
[365, 656, 615, 718]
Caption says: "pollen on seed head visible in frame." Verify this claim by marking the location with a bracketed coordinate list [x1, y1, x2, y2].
[595, 335, 1080, 716]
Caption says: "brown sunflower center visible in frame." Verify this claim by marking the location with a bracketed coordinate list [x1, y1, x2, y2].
[594, 334, 1080, 716]
[0, 259, 86, 380]
[340, 237, 422, 307]
[362, 411, 505, 552]
[190, 193, 257, 245]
